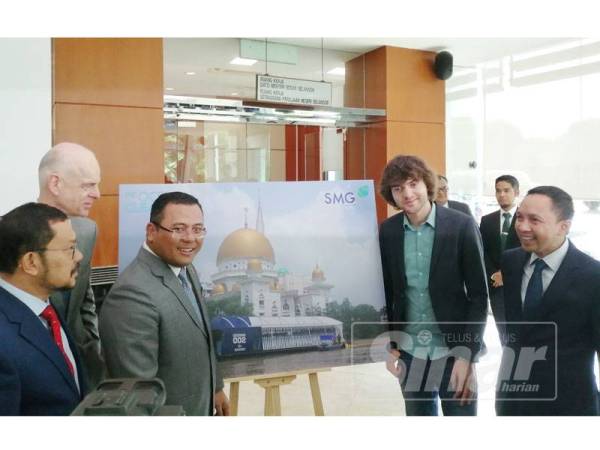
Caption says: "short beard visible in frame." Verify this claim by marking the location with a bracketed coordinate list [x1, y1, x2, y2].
[38, 253, 74, 292]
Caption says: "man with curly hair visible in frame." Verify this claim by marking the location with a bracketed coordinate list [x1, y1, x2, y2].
[378, 154, 488, 416]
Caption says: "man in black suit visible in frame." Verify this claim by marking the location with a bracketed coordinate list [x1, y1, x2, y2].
[496, 186, 600, 415]
[435, 175, 472, 216]
[479, 175, 521, 344]
[379, 155, 489, 416]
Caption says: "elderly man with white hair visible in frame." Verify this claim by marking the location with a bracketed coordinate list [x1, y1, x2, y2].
[37, 142, 105, 388]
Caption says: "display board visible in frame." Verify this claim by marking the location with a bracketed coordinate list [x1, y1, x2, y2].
[119, 181, 386, 377]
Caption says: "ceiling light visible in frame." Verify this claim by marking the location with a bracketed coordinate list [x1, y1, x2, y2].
[230, 57, 257, 66]
[231, 92, 239, 96]
[327, 67, 345, 76]
[164, 95, 385, 128]
[177, 121, 196, 128]
[165, 87, 175, 91]
[185, 71, 196, 75]
[283, 117, 336, 125]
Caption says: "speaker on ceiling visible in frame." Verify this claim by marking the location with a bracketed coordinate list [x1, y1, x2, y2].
[434, 51, 453, 80]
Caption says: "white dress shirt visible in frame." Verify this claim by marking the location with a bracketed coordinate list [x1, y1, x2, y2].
[0, 277, 80, 391]
[143, 241, 182, 277]
[520, 238, 570, 304]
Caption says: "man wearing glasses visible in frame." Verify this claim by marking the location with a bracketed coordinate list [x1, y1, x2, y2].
[0, 203, 86, 415]
[100, 192, 229, 416]
[435, 175, 473, 217]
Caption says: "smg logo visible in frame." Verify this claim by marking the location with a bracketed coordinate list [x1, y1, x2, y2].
[324, 185, 369, 205]
[324, 192, 356, 205]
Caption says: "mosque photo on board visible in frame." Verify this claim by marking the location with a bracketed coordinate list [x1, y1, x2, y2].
[119, 181, 387, 376]
[206, 202, 347, 357]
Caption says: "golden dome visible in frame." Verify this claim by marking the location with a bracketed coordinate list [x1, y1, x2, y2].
[217, 228, 275, 265]
[212, 283, 226, 295]
[312, 264, 325, 282]
[247, 258, 263, 273]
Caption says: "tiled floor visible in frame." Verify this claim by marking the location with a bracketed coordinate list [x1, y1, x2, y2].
[227, 316, 504, 416]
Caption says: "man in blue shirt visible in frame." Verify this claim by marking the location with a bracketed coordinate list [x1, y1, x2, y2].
[379, 155, 489, 416]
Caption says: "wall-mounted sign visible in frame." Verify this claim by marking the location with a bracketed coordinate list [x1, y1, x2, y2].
[256, 75, 332, 106]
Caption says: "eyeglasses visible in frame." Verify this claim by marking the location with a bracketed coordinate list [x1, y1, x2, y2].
[151, 221, 207, 238]
[438, 187, 448, 192]
[35, 244, 79, 259]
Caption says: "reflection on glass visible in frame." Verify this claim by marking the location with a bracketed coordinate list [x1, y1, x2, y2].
[446, 39, 600, 259]
[164, 121, 285, 183]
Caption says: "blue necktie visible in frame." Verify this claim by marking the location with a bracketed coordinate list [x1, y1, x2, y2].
[523, 259, 547, 317]
[178, 268, 204, 323]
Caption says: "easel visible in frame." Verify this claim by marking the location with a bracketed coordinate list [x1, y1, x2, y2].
[225, 368, 330, 416]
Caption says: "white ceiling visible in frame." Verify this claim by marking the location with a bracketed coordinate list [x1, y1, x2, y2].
[163, 37, 577, 100]
[266, 37, 576, 65]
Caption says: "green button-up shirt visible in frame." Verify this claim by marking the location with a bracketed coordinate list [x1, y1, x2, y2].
[399, 203, 449, 359]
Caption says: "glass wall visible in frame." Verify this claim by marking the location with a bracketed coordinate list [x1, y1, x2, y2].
[164, 120, 287, 183]
[162, 38, 358, 184]
[446, 39, 600, 259]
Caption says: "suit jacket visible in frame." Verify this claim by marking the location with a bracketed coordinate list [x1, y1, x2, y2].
[50, 217, 105, 388]
[447, 200, 472, 217]
[379, 205, 489, 361]
[99, 247, 223, 416]
[0, 286, 85, 415]
[496, 242, 600, 415]
[479, 209, 520, 281]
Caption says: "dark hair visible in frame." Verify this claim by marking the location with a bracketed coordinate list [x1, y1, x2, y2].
[0, 203, 68, 274]
[379, 155, 437, 207]
[527, 186, 574, 221]
[495, 174, 520, 192]
[150, 192, 203, 223]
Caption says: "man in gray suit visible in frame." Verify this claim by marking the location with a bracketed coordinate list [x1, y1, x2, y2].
[436, 175, 473, 216]
[37, 142, 105, 388]
[99, 192, 229, 415]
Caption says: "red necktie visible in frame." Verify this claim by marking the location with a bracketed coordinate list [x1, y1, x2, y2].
[41, 305, 75, 377]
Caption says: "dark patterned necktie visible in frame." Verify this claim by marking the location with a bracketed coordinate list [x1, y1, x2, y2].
[500, 212, 511, 251]
[523, 259, 547, 317]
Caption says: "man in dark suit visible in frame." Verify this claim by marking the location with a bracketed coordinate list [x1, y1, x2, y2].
[480, 175, 521, 344]
[436, 175, 472, 216]
[496, 186, 600, 415]
[100, 192, 229, 416]
[37, 142, 105, 388]
[0, 203, 86, 415]
[379, 155, 489, 416]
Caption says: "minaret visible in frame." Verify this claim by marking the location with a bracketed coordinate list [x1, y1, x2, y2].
[256, 195, 264, 234]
